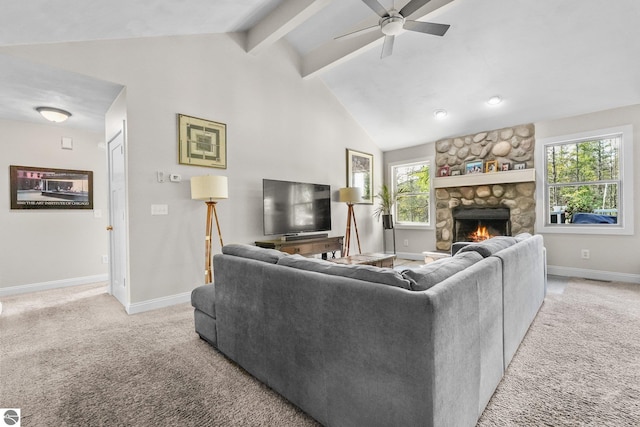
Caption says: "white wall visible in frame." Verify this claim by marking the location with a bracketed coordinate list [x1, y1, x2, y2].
[0, 119, 108, 290]
[383, 105, 640, 282]
[1, 34, 383, 306]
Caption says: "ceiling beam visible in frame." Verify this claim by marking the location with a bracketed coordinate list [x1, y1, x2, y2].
[301, 0, 457, 79]
[246, 0, 332, 55]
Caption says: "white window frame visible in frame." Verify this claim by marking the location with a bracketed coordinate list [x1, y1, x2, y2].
[535, 124, 634, 235]
[389, 157, 434, 230]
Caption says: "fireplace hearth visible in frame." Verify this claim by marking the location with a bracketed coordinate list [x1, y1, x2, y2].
[453, 207, 511, 242]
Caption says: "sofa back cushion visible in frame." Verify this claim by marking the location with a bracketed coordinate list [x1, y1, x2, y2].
[222, 243, 286, 264]
[456, 236, 517, 258]
[277, 255, 412, 290]
[402, 251, 484, 291]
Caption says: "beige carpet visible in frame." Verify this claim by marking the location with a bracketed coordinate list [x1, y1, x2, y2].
[1, 279, 638, 426]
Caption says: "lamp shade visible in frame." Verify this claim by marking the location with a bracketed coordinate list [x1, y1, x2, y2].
[338, 187, 362, 203]
[191, 175, 228, 201]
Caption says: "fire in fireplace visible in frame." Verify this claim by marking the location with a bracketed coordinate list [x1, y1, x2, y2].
[452, 207, 511, 243]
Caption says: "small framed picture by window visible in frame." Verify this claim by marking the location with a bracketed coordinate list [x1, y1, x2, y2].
[450, 169, 461, 176]
[437, 165, 450, 177]
[514, 163, 526, 170]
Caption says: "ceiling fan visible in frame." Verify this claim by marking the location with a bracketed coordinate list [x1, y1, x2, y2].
[336, 0, 451, 58]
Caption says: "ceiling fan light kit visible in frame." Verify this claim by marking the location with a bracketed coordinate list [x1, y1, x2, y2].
[338, 0, 451, 58]
[380, 14, 406, 36]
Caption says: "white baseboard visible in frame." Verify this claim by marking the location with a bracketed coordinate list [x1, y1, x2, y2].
[126, 291, 192, 315]
[548, 265, 640, 284]
[0, 274, 109, 297]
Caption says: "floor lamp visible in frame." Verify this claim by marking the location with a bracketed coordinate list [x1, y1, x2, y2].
[191, 175, 228, 284]
[339, 187, 362, 257]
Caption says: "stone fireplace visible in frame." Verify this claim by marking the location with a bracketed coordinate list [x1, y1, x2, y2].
[433, 124, 536, 252]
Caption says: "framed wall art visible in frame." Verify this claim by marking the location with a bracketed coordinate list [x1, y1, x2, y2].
[346, 149, 373, 204]
[9, 165, 93, 210]
[178, 113, 227, 169]
[437, 165, 450, 177]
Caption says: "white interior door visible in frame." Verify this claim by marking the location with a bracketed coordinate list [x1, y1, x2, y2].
[107, 126, 127, 307]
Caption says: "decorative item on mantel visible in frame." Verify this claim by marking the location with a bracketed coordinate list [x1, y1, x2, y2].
[339, 187, 362, 257]
[191, 175, 228, 283]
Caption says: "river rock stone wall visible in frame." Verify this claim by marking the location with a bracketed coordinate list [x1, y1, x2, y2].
[435, 124, 536, 252]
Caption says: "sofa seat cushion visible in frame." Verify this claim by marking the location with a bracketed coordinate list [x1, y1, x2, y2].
[222, 243, 286, 264]
[277, 255, 412, 290]
[402, 251, 484, 291]
[191, 284, 216, 318]
[456, 236, 517, 258]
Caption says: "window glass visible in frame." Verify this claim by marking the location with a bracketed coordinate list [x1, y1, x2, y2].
[391, 161, 431, 226]
[545, 136, 620, 224]
[536, 124, 633, 235]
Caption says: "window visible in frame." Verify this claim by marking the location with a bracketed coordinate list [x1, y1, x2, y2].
[536, 125, 634, 235]
[390, 158, 432, 227]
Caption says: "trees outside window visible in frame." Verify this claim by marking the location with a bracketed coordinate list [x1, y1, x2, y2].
[391, 160, 431, 226]
[546, 136, 620, 222]
[537, 124, 634, 235]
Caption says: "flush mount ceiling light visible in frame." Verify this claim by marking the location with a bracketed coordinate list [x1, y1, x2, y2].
[433, 109, 448, 120]
[35, 106, 72, 123]
[487, 95, 503, 106]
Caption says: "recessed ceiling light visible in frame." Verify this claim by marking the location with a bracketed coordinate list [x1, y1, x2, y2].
[487, 95, 503, 106]
[433, 109, 448, 120]
[35, 106, 72, 123]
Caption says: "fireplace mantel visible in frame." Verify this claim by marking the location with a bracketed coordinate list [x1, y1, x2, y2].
[433, 168, 535, 189]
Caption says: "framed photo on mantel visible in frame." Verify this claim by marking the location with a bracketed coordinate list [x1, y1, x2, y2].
[346, 148, 373, 204]
[178, 113, 227, 169]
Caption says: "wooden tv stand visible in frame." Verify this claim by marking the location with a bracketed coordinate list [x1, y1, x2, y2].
[255, 236, 343, 259]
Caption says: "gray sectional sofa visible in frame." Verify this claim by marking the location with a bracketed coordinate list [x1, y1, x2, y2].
[191, 234, 546, 427]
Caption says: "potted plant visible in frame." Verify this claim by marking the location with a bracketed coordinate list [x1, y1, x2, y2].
[373, 184, 406, 230]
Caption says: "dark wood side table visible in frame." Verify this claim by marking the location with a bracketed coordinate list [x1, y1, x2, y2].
[255, 236, 344, 259]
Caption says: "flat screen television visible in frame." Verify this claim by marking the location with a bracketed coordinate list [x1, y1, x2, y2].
[263, 179, 332, 236]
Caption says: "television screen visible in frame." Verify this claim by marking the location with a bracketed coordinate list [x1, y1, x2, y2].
[263, 179, 331, 236]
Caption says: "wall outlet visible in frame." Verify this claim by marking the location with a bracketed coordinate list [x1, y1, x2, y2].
[403, 239, 409, 247]
[101, 255, 109, 264]
[581, 249, 590, 260]
[151, 204, 169, 215]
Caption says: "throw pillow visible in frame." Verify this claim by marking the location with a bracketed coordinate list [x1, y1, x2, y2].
[456, 236, 517, 258]
[514, 232, 533, 242]
[402, 251, 483, 291]
[222, 244, 287, 264]
[277, 255, 412, 290]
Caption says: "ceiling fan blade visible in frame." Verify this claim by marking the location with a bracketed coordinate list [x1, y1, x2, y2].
[334, 24, 380, 40]
[403, 20, 450, 36]
[381, 35, 395, 58]
[399, 0, 433, 18]
[362, 0, 390, 18]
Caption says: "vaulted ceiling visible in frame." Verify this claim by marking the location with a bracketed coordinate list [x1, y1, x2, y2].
[1, 0, 639, 151]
